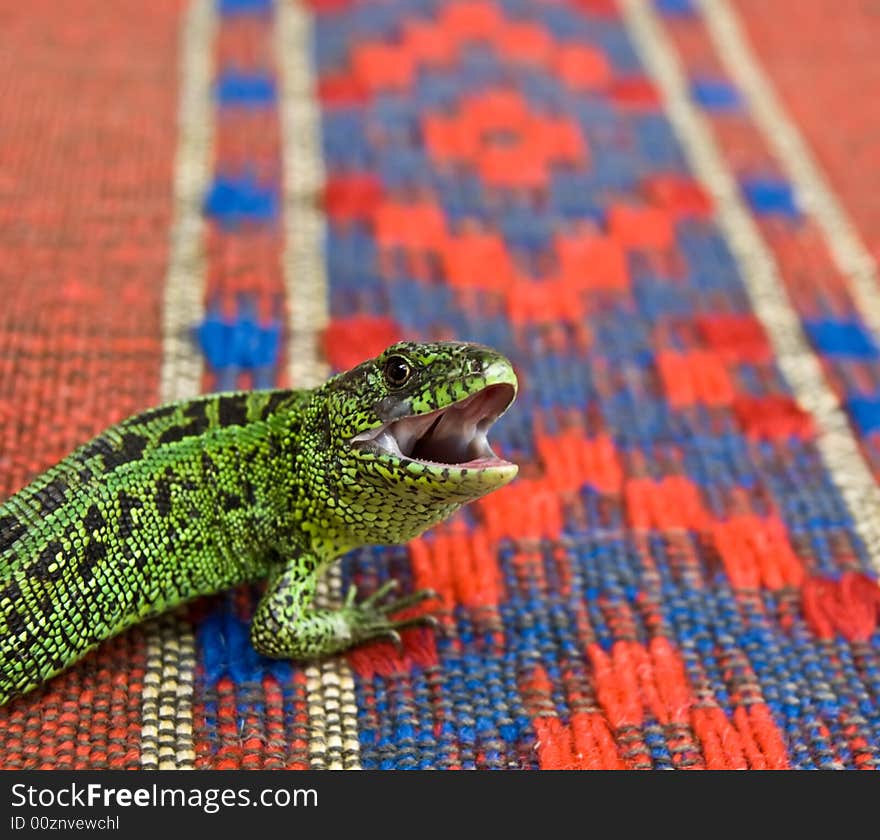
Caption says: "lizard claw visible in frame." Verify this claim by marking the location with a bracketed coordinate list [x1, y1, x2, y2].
[383, 587, 439, 613]
[344, 582, 441, 649]
[361, 578, 399, 609]
[390, 613, 442, 633]
[378, 629, 404, 652]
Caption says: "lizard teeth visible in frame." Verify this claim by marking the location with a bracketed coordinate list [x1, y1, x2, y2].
[373, 428, 403, 458]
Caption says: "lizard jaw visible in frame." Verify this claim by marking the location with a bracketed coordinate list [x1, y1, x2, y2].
[350, 383, 515, 470]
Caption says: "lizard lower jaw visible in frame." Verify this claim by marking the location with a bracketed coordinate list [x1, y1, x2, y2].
[351, 383, 515, 469]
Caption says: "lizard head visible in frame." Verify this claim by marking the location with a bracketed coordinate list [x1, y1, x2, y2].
[320, 340, 518, 544]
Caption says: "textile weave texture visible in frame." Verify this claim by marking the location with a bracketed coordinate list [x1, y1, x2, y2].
[1, 0, 880, 769]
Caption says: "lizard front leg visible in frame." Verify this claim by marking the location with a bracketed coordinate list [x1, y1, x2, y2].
[249, 553, 439, 660]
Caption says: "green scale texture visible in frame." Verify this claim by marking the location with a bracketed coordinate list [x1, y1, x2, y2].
[0, 341, 518, 705]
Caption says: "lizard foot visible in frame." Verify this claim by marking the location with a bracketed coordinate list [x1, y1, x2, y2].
[342, 580, 441, 650]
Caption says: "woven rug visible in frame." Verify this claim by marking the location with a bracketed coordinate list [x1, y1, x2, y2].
[1, 0, 879, 770]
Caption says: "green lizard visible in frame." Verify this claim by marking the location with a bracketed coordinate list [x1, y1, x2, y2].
[0, 341, 517, 706]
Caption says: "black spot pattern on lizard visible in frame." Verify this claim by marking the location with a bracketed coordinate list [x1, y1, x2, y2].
[33, 479, 68, 515]
[120, 541, 148, 570]
[30, 542, 65, 582]
[135, 404, 177, 425]
[101, 433, 149, 470]
[222, 492, 241, 511]
[79, 540, 107, 583]
[89, 432, 147, 470]
[37, 594, 55, 620]
[260, 391, 291, 421]
[200, 451, 218, 481]
[157, 425, 187, 445]
[116, 492, 143, 537]
[165, 524, 178, 549]
[0, 515, 26, 553]
[5, 609, 26, 636]
[154, 478, 173, 517]
[157, 402, 212, 445]
[183, 400, 211, 434]
[217, 394, 249, 427]
[0, 579, 22, 606]
[318, 404, 332, 449]
[83, 504, 106, 533]
[81, 436, 116, 463]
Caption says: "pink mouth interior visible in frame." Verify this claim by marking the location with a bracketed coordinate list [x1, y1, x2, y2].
[352, 383, 515, 469]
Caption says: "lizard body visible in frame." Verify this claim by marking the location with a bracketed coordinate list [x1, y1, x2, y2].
[0, 341, 517, 705]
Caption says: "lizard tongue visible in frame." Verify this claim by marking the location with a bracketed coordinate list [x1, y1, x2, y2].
[409, 409, 481, 464]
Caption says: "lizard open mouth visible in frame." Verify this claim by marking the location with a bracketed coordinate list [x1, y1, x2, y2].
[351, 383, 515, 469]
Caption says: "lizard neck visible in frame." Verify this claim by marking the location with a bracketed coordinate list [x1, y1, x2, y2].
[263, 391, 359, 561]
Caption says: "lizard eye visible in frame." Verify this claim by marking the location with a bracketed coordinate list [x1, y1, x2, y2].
[383, 355, 413, 388]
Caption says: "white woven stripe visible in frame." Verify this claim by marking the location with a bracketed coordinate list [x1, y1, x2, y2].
[140, 0, 214, 770]
[620, 0, 880, 572]
[276, 0, 330, 388]
[276, 0, 362, 770]
[698, 0, 880, 345]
